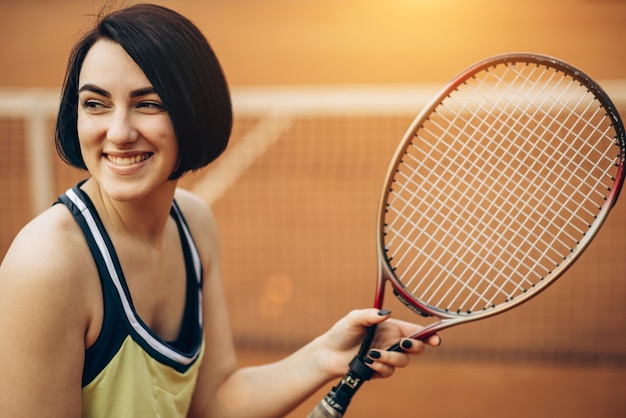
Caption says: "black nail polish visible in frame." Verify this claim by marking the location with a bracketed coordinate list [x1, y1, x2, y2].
[401, 339, 413, 350]
[377, 309, 391, 316]
[368, 350, 381, 359]
[363, 357, 374, 364]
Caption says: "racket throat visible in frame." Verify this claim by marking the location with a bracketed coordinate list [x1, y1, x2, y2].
[393, 289, 431, 317]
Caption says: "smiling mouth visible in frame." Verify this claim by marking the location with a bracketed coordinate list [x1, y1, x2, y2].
[105, 153, 153, 166]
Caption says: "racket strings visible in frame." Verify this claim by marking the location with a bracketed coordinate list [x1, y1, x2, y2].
[393, 149, 538, 307]
[384, 61, 620, 314]
[392, 134, 550, 310]
[393, 95, 581, 309]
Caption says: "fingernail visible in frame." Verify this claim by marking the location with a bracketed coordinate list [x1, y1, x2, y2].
[363, 357, 374, 364]
[435, 336, 442, 346]
[377, 309, 391, 316]
[401, 339, 413, 350]
[368, 350, 381, 359]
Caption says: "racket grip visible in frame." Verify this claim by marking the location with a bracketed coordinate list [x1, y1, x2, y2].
[307, 356, 376, 418]
[386, 341, 404, 352]
[308, 399, 344, 418]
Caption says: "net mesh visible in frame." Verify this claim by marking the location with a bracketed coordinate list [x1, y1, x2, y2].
[1, 85, 625, 366]
[0, 117, 30, 253]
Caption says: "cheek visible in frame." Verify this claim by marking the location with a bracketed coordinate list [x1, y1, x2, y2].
[164, 132, 180, 168]
[76, 112, 99, 147]
[157, 122, 179, 162]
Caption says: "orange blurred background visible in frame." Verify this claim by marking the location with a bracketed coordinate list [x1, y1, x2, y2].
[1, 1, 625, 417]
[1, 0, 625, 88]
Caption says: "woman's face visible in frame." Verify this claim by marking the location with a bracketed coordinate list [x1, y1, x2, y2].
[77, 39, 178, 202]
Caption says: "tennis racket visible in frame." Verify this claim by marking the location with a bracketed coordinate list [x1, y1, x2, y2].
[308, 52, 625, 418]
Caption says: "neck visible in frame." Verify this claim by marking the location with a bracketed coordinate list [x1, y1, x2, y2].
[81, 178, 178, 244]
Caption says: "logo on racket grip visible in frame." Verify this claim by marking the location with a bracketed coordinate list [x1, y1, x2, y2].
[342, 375, 361, 389]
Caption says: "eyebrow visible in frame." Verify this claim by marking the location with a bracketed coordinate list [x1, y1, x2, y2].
[78, 84, 157, 98]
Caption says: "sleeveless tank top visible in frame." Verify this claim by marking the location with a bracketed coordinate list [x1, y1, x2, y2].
[57, 182, 205, 418]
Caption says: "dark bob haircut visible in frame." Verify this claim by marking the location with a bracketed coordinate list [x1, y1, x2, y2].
[55, 3, 232, 180]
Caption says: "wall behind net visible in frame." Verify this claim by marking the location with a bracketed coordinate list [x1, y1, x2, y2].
[0, 116, 29, 253]
[1, 86, 625, 367]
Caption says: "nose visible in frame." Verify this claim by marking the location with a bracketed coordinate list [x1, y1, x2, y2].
[106, 110, 138, 145]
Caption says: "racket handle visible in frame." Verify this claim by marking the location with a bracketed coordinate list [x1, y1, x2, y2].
[307, 356, 376, 418]
[386, 341, 405, 352]
[386, 335, 431, 352]
[308, 399, 344, 418]
[386, 324, 437, 352]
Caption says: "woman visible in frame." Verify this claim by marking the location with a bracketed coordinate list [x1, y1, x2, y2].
[0, 4, 440, 417]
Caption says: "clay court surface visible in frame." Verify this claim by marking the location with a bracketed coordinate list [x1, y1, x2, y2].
[239, 349, 626, 418]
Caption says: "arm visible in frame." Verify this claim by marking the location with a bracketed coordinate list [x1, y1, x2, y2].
[0, 206, 94, 417]
[195, 309, 437, 418]
[178, 190, 439, 418]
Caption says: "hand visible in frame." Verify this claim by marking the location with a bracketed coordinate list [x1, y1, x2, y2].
[316, 308, 441, 380]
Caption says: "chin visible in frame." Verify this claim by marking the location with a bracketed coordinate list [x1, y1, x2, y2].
[104, 178, 177, 202]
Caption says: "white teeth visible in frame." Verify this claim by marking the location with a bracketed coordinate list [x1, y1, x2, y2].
[107, 154, 151, 166]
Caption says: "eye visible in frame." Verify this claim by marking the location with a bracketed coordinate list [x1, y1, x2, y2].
[80, 99, 108, 114]
[136, 101, 166, 114]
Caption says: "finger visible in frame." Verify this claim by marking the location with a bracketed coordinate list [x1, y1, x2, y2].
[345, 308, 392, 328]
[367, 349, 410, 368]
[396, 338, 426, 355]
[381, 318, 423, 337]
[362, 356, 395, 378]
[397, 335, 441, 352]
[426, 334, 442, 347]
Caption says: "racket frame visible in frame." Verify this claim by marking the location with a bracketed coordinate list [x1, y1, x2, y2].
[375, 53, 625, 341]
[308, 52, 625, 418]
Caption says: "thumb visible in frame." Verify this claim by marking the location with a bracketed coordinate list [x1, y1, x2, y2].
[348, 308, 391, 328]
[330, 308, 392, 344]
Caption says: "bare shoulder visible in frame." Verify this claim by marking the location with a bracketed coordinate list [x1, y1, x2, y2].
[174, 187, 214, 219]
[0, 203, 97, 316]
[0, 203, 92, 414]
[3, 204, 86, 271]
[173, 187, 221, 273]
[174, 188, 219, 244]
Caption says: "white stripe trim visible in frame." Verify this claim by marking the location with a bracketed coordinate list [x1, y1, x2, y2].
[171, 201, 204, 328]
[171, 202, 202, 283]
[65, 188, 200, 365]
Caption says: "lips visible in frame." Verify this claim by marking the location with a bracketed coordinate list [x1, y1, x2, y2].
[105, 153, 153, 166]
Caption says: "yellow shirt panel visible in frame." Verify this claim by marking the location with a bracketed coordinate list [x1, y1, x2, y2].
[81, 336, 205, 418]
